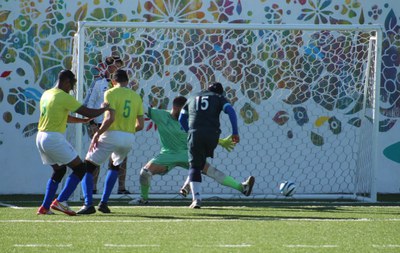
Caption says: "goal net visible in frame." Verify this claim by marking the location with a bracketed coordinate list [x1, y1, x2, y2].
[72, 22, 381, 201]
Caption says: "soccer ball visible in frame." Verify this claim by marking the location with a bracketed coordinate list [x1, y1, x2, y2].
[279, 181, 296, 197]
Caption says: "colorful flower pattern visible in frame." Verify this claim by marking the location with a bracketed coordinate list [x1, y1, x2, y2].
[0, 0, 398, 153]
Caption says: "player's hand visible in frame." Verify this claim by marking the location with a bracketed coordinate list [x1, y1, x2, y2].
[218, 135, 236, 152]
[231, 134, 240, 144]
[89, 132, 100, 152]
[87, 123, 99, 138]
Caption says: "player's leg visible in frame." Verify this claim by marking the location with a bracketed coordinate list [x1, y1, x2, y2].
[92, 166, 100, 194]
[98, 162, 119, 213]
[98, 132, 134, 213]
[37, 164, 66, 215]
[187, 132, 208, 208]
[77, 160, 98, 214]
[134, 162, 168, 203]
[50, 155, 86, 216]
[117, 157, 130, 194]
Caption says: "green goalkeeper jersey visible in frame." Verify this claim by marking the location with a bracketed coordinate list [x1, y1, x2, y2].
[148, 108, 188, 153]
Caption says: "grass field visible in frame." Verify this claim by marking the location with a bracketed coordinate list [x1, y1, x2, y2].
[0, 196, 399, 253]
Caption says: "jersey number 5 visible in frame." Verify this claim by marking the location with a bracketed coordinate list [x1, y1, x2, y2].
[195, 96, 209, 111]
[123, 100, 131, 117]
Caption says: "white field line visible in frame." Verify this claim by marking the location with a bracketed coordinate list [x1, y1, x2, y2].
[284, 244, 338, 248]
[0, 202, 25, 209]
[104, 244, 160, 247]
[196, 244, 252, 248]
[1, 218, 400, 223]
[372, 245, 400, 248]
[14, 244, 72, 248]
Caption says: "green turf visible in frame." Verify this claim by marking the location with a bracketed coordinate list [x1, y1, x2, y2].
[0, 198, 399, 253]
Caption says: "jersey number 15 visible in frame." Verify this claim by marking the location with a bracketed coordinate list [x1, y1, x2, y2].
[195, 96, 209, 111]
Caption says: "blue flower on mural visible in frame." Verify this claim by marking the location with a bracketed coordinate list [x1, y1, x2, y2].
[293, 106, 309, 126]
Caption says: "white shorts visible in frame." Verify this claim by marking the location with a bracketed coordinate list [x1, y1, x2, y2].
[36, 132, 78, 166]
[86, 131, 135, 166]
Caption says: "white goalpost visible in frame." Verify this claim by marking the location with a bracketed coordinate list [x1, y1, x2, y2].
[71, 21, 382, 202]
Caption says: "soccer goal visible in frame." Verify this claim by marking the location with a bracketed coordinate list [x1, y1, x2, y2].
[71, 21, 382, 202]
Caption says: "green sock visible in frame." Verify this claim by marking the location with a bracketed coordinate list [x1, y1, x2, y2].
[141, 184, 150, 200]
[221, 176, 243, 192]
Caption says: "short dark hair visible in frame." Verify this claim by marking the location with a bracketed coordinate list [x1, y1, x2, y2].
[208, 82, 224, 95]
[112, 69, 129, 83]
[173, 96, 187, 107]
[58, 69, 76, 84]
[105, 55, 123, 66]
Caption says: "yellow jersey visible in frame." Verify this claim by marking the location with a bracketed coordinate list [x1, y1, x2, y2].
[105, 87, 143, 133]
[38, 88, 82, 133]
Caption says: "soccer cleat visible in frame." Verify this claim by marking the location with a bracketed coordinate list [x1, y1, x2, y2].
[128, 198, 149, 205]
[117, 189, 131, 194]
[77, 205, 96, 215]
[37, 206, 55, 215]
[241, 176, 255, 196]
[179, 184, 191, 198]
[50, 199, 76, 216]
[97, 202, 111, 213]
[189, 200, 201, 209]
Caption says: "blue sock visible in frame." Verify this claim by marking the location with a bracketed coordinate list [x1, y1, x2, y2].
[42, 179, 59, 209]
[57, 174, 80, 202]
[101, 169, 118, 204]
[81, 173, 93, 206]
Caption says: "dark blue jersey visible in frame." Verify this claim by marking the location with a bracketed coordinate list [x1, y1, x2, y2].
[184, 90, 230, 132]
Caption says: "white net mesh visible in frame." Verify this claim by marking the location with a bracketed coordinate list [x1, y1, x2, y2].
[72, 22, 379, 200]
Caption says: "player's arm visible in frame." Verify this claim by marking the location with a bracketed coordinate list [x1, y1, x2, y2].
[75, 104, 109, 119]
[223, 103, 240, 144]
[178, 107, 189, 132]
[89, 108, 114, 151]
[135, 115, 144, 132]
[67, 115, 91, 124]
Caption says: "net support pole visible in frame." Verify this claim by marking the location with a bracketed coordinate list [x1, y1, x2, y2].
[370, 27, 383, 202]
[70, 22, 86, 202]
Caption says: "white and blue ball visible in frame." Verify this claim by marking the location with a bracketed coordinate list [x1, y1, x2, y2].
[279, 181, 296, 197]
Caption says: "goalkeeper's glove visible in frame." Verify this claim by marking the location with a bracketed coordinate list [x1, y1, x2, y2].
[218, 135, 236, 152]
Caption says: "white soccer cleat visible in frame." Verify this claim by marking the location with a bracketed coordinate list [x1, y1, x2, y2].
[128, 198, 149, 205]
[241, 176, 255, 196]
[189, 199, 201, 209]
[179, 184, 191, 198]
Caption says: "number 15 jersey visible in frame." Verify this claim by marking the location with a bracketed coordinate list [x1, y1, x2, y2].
[105, 86, 144, 133]
[185, 90, 230, 133]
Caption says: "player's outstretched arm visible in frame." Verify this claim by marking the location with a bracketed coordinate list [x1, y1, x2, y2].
[75, 103, 110, 119]
[67, 115, 91, 124]
[223, 104, 240, 144]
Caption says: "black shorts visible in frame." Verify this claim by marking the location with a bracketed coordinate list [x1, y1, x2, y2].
[188, 129, 219, 169]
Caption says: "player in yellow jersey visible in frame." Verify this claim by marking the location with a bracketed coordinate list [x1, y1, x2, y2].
[36, 69, 110, 216]
[78, 69, 144, 214]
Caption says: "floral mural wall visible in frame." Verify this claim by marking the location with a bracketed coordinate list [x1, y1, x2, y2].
[0, 0, 399, 194]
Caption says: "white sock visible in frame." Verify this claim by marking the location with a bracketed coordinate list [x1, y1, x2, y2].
[190, 181, 201, 201]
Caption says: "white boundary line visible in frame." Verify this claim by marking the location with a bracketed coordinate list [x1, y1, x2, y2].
[372, 245, 400, 248]
[284, 244, 338, 248]
[1, 218, 400, 223]
[0, 202, 25, 209]
[104, 244, 160, 248]
[14, 244, 72, 248]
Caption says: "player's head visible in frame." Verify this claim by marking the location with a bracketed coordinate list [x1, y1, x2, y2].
[112, 69, 129, 84]
[208, 82, 224, 95]
[172, 96, 187, 108]
[58, 69, 77, 91]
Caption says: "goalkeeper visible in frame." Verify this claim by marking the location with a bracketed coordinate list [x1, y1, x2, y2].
[130, 96, 255, 205]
